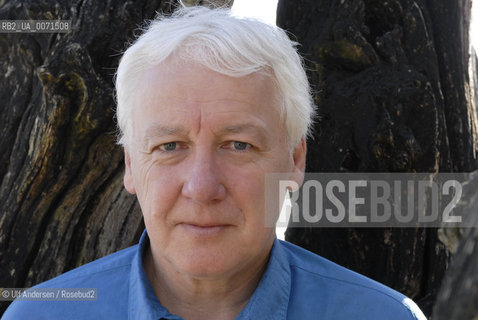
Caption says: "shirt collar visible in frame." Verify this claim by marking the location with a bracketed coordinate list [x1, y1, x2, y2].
[128, 231, 181, 320]
[235, 238, 291, 320]
[128, 230, 291, 320]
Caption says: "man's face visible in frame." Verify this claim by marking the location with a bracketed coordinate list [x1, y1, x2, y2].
[124, 58, 305, 279]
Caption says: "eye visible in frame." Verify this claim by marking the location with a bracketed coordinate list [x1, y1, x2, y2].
[159, 142, 178, 151]
[232, 141, 251, 151]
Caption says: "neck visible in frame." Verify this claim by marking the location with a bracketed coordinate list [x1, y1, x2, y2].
[143, 242, 272, 320]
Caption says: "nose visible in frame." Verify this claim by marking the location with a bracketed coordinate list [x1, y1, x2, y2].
[181, 146, 226, 203]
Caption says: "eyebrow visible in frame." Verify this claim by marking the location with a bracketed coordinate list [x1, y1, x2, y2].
[141, 123, 270, 147]
[218, 124, 269, 145]
[142, 125, 187, 147]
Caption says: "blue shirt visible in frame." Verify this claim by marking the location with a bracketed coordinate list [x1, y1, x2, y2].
[3, 231, 426, 319]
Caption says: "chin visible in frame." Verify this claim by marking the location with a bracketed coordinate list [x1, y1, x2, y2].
[177, 252, 234, 278]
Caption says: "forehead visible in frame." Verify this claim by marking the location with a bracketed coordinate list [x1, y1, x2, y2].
[141, 58, 278, 103]
[130, 58, 283, 136]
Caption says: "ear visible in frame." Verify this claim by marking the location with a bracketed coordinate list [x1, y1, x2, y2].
[291, 137, 307, 186]
[124, 147, 136, 195]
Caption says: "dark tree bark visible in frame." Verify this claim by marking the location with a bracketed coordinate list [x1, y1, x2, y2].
[277, 0, 476, 317]
[432, 173, 478, 319]
[431, 50, 478, 320]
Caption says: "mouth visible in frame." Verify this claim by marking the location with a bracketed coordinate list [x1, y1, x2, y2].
[179, 223, 231, 237]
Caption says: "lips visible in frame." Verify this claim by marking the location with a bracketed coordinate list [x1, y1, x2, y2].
[179, 223, 231, 237]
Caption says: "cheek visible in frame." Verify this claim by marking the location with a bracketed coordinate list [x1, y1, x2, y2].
[223, 155, 291, 232]
[226, 169, 266, 221]
[132, 163, 181, 222]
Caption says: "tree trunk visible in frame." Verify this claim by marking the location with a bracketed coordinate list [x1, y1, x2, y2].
[277, 0, 476, 317]
[431, 50, 478, 319]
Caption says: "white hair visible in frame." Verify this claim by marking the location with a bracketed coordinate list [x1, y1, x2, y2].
[115, 6, 315, 150]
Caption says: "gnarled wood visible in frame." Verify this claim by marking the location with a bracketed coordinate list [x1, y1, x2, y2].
[277, 0, 476, 316]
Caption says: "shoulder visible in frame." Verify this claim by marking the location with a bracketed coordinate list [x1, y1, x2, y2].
[36, 244, 137, 288]
[2, 245, 138, 320]
[277, 240, 426, 320]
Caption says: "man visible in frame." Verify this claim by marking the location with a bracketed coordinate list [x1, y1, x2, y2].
[3, 6, 426, 320]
